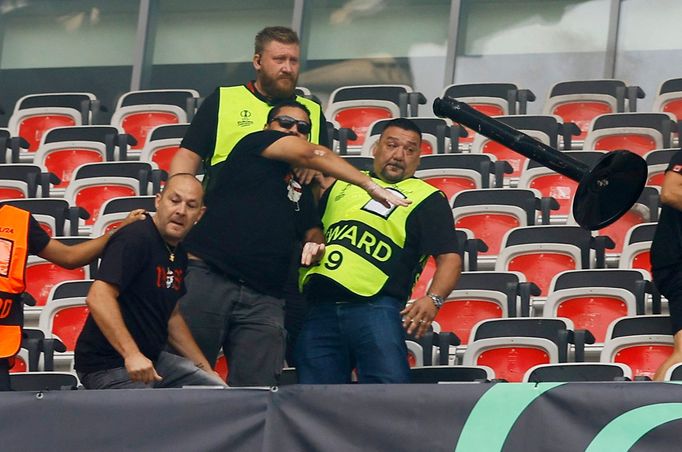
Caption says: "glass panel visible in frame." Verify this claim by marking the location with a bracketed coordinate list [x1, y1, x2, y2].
[455, 0, 611, 114]
[301, 0, 451, 110]
[615, 0, 682, 111]
[0, 0, 138, 125]
[151, 0, 295, 97]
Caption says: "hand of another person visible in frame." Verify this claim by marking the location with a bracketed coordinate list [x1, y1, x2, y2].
[363, 181, 412, 208]
[400, 297, 438, 339]
[125, 352, 162, 384]
[293, 167, 321, 186]
[119, 209, 147, 229]
[301, 242, 326, 266]
[313, 172, 336, 193]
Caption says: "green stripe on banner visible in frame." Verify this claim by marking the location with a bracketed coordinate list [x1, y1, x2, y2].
[586, 402, 682, 452]
[455, 383, 563, 452]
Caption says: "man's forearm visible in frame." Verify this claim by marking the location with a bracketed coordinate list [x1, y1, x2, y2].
[306, 146, 375, 189]
[167, 308, 212, 369]
[427, 253, 462, 298]
[38, 210, 146, 269]
[86, 281, 142, 360]
[169, 147, 202, 176]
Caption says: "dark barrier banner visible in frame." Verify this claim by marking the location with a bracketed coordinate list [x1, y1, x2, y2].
[2, 383, 682, 451]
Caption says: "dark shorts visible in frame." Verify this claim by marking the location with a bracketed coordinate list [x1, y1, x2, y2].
[653, 265, 682, 334]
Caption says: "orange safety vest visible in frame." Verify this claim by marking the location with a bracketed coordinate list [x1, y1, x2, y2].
[0, 205, 30, 360]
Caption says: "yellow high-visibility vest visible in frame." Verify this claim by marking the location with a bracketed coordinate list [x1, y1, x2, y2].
[300, 175, 438, 298]
[211, 85, 323, 166]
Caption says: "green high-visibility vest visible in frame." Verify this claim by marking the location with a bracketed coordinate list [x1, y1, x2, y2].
[300, 174, 439, 298]
[210, 85, 323, 166]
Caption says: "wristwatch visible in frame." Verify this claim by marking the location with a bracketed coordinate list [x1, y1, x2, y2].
[426, 292, 444, 309]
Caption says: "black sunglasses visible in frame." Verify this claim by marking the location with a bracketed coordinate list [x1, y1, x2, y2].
[270, 115, 311, 135]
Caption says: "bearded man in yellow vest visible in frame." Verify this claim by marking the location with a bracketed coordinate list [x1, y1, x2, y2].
[0, 206, 145, 390]
[169, 25, 327, 186]
[296, 118, 463, 383]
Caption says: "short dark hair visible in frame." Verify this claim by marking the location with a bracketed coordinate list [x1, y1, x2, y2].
[255, 26, 299, 54]
[267, 100, 311, 124]
[380, 118, 422, 140]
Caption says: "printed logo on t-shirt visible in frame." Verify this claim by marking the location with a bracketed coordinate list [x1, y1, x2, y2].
[284, 173, 302, 211]
[0, 238, 13, 278]
[155, 266, 183, 291]
[237, 109, 254, 127]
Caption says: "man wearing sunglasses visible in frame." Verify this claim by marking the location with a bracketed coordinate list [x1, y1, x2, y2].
[177, 100, 408, 387]
[168, 26, 327, 368]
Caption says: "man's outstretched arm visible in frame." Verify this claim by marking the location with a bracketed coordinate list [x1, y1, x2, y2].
[263, 135, 410, 208]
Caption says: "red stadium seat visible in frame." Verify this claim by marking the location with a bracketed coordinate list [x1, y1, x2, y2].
[112, 105, 185, 151]
[463, 337, 557, 382]
[496, 226, 596, 297]
[326, 100, 400, 148]
[8, 93, 100, 159]
[214, 353, 228, 382]
[38, 298, 89, 371]
[25, 257, 89, 307]
[65, 178, 139, 226]
[601, 335, 673, 379]
[583, 113, 675, 157]
[542, 80, 633, 144]
[545, 288, 635, 343]
[441, 83, 535, 150]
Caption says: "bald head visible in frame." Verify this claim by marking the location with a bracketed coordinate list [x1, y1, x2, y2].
[153, 173, 206, 245]
[162, 173, 204, 202]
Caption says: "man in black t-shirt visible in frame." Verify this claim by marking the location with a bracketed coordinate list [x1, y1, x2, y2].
[0, 205, 146, 390]
[296, 118, 463, 384]
[74, 174, 225, 389]
[651, 150, 682, 380]
[177, 101, 408, 387]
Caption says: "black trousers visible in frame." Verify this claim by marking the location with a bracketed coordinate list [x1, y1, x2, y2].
[0, 358, 11, 391]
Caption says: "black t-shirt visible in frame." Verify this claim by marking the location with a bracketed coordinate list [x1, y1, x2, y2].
[183, 130, 321, 298]
[305, 179, 460, 302]
[181, 82, 329, 162]
[651, 150, 682, 271]
[28, 215, 50, 254]
[74, 216, 188, 373]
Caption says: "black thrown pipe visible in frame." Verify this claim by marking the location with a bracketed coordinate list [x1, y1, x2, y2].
[433, 96, 648, 230]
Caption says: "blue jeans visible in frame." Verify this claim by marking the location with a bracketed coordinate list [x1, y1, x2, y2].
[295, 296, 410, 384]
[77, 351, 227, 389]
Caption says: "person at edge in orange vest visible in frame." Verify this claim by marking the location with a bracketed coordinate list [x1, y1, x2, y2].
[0, 205, 146, 390]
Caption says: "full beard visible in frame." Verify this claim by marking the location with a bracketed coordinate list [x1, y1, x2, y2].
[260, 74, 297, 100]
